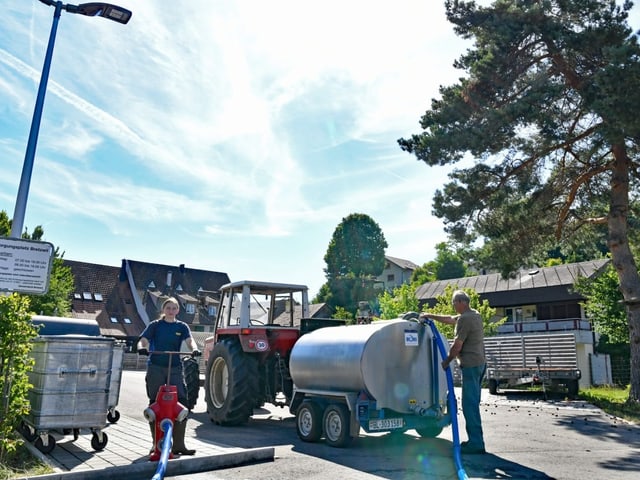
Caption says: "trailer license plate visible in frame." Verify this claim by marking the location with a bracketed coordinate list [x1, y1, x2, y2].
[369, 418, 403, 431]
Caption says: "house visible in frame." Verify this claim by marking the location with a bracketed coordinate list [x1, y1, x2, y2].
[64, 258, 231, 348]
[415, 258, 611, 388]
[377, 255, 419, 291]
[64, 258, 333, 350]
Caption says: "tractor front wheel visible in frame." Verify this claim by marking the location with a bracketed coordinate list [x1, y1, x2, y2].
[205, 339, 258, 425]
[182, 356, 200, 411]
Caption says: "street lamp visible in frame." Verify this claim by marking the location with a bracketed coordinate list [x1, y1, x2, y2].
[10, 1, 132, 238]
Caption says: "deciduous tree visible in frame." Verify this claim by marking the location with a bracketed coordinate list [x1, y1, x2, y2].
[322, 213, 388, 315]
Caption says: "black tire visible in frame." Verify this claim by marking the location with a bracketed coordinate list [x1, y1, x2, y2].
[182, 356, 201, 411]
[488, 379, 499, 395]
[567, 379, 579, 397]
[205, 338, 258, 425]
[34, 435, 56, 454]
[296, 400, 323, 442]
[91, 432, 108, 451]
[415, 423, 443, 438]
[322, 404, 352, 448]
[19, 421, 37, 442]
[107, 410, 120, 423]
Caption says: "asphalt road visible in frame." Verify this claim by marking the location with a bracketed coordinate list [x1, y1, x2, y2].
[120, 371, 640, 480]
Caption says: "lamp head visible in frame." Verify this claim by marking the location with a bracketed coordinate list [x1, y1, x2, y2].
[77, 3, 132, 23]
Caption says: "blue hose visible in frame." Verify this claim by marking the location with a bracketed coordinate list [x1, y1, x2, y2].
[424, 319, 469, 480]
[151, 419, 173, 480]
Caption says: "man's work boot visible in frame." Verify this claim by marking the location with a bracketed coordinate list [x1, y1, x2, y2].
[172, 420, 196, 456]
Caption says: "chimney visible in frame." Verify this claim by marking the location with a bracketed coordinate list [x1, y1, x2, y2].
[179, 264, 186, 274]
[119, 259, 127, 281]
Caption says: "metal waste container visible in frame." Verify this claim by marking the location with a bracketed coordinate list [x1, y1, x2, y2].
[21, 335, 114, 453]
[107, 341, 126, 423]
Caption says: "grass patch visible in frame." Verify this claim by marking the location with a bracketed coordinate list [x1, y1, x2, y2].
[0, 442, 53, 480]
[579, 385, 640, 424]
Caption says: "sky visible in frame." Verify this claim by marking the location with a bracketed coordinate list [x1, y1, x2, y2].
[1, 1, 638, 298]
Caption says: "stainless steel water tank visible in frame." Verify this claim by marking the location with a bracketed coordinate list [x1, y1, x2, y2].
[290, 319, 448, 413]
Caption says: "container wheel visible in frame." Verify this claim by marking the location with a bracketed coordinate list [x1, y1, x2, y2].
[205, 338, 259, 425]
[488, 379, 498, 395]
[107, 409, 120, 423]
[19, 421, 37, 442]
[322, 404, 352, 448]
[296, 400, 323, 442]
[91, 432, 108, 451]
[415, 424, 443, 438]
[182, 356, 200, 411]
[34, 435, 56, 454]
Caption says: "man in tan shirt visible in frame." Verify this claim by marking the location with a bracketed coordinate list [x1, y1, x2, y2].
[421, 289, 486, 454]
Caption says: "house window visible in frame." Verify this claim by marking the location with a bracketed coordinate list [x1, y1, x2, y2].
[176, 283, 183, 292]
[123, 318, 132, 324]
[185, 303, 196, 314]
[83, 292, 92, 300]
[74, 293, 82, 299]
[93, 293, 103, 301]
[387, 274, 395, 282]
[505, 308, 524, 323]
[110, 317, 118, 323]
[538, 303, 581, 320]
[208, 305, 217, 316]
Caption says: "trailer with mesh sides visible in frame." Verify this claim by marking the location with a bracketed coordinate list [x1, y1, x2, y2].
[484, 333, 581, 397]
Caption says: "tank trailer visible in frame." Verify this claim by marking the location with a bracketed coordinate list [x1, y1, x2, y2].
[202, 280, 451, 447]
[289, 319, 451, 447]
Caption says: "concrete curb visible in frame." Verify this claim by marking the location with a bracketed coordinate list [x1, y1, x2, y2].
[20, 447, 275, 480]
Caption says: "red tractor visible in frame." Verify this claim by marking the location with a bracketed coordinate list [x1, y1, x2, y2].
[202, 280, 342, 425]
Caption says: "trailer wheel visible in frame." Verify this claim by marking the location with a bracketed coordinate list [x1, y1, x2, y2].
[296, 401, 323, 442]
[322, 404, 352, 448]
[205, 339, 258, 425]
[567, 379, 579, 397]
[182, 356, 200, 411]
[488, 379, 499, 395]
[34, 435, 56, 454]
[415, 424, 443, 438]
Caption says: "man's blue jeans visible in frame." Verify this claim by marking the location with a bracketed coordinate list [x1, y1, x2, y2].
[461, 364, 486, 448]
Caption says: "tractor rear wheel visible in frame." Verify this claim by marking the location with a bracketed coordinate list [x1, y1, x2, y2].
[205, 338, 258, 425]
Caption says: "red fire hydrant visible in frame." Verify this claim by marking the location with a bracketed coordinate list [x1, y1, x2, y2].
[144, 384, 188, 461]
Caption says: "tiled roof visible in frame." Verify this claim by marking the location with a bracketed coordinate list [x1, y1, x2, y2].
[125, 259, 230, 327]
[64, 259, 145, 339]
[64, 259, 231, 340]
[386, 255, 419, 270]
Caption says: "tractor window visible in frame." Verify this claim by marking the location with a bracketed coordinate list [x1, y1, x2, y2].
[217, 290, 241, 327]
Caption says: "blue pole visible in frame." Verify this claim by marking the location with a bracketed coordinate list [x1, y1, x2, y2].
[10, 2, 63, 238]
[151, 419, 173, 480]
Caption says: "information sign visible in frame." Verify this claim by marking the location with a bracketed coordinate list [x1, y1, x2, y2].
[0, 237, 54, 294]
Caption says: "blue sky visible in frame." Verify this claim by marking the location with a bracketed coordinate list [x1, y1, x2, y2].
[1, 1, 638, 298]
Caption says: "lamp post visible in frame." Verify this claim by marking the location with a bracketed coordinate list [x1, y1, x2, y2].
[10, 1, 132, 238]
